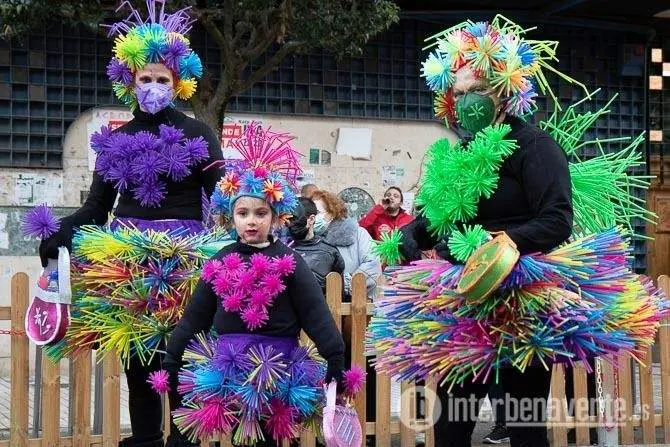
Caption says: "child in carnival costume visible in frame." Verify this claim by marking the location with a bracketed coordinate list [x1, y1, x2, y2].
[160, 123, 350, 446]
[36, 1, 232, 445]
[368, 15, 670, 446]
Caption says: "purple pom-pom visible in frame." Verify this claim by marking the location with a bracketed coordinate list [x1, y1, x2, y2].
[159, 124, 185, 145]
[106, 58, 134, 85]
[183, 137, 209, 162]
[163, 38, 189, 73]
[133, 179, 167, 207]
[21, 204, 60, 239]
[132, 150, 168, 180]
[147, 369, 171, 394]
[164, 146, 191, 181]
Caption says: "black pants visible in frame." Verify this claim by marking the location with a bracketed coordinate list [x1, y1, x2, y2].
[488, 383, 506, 425]
[433, 365, 552, 447]
[125, 353, 164, 442]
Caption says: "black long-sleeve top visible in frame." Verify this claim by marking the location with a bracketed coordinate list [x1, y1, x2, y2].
[406, 116, 573, 256]
[163, 238, 346, 383]
[65, 107, 223, 228]
[40, 108, 224, 262]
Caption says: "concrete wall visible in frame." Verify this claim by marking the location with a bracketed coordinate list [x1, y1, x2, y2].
[0, 107, 453, 374]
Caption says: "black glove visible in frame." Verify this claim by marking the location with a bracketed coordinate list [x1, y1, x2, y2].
[38, 221, 73, 267]
[325, 362, 345, 390]
[398, 230, 421, 262]
[434, 237, 460, 264]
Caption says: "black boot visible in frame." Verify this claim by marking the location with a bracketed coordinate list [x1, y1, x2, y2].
[165, 434, 200, 447]
[118, 434, 165, 447]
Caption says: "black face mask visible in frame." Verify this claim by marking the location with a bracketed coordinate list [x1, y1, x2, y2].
[288, 220, 310, 240]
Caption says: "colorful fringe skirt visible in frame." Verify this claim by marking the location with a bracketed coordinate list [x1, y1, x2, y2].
[367, 228, 670, 388]
[174, 333, 327, 445]
[44, 217, 234, 366]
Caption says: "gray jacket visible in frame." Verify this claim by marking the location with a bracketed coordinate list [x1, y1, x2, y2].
[321, 218, 381, 298]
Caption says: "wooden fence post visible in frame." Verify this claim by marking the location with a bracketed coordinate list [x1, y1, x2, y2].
[103, 355, 121, 447]
[550, 364, 568, 447]
[72, 349, 92, 447]
[657, 275, 670, 443]
[350, 273, 368, 441]
[617, 353, 634, 444]
[638, 346, 656, 443]
[42, 356, 61, 447]
[572, 366, 590, 445]
[10, 273, 29, 447]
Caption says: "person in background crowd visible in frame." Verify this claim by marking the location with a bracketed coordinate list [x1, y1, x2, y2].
[300, 183, 319, 199]
[311, 190, 381, 299]
[359, 186, 414, 240]
[288, 197, 345, 292]
[312, 189, 381, 442]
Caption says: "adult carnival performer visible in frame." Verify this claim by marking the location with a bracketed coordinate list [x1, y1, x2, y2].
[369, 16, 669, 446]
[36, 1, 229, 445]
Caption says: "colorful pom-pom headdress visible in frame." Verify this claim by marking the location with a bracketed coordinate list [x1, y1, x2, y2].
[105, 0, 203, 110]
[210, 123, 302, 223]
[421, 15, 590, 121]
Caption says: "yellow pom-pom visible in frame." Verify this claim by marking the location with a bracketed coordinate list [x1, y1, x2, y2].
[168, 32, 190, 45]
[175, 78, 197, 100]
[113, 32, 147, 71]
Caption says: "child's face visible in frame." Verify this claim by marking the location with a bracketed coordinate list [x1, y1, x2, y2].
[233, 197, 274, 244]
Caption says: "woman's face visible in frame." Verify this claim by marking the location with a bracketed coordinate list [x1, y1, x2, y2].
[313, 198, 333, 223]
[232, 196, 274, 244]
[134, 63, 175, 88]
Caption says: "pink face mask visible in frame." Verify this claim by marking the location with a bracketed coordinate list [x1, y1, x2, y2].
[135, 82, 173, 114]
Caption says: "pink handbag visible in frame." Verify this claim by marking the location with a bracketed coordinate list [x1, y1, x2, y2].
[25, 247, 71, 345]
[322, 381, 363, 447]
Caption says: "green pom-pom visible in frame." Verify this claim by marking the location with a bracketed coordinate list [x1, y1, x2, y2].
[416, 124, 516, 238]
[372, 229, 404, 265]
[447, 224, 489, 262]
[114, 31, 147, 71]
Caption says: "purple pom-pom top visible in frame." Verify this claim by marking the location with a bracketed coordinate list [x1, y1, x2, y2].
[21, 204, 60, 239]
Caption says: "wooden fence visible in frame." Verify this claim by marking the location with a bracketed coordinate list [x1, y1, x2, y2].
[1, 271, 669, 446]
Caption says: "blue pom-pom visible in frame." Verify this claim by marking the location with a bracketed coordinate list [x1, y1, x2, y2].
[179, 52, 203, 79]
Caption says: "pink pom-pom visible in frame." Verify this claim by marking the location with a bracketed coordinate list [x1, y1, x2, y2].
[147, 369, 171, 394]
[265, 399, 298, 442]
[249, 253, 271, 276]
[261, 274, 286, 297]
[221, 253, 244, 271]
[222, 291, 245, 312]
[250, 289, 272, 308]
[236, 269, 257, 292]
[343, 365, 366, 396]
[202, 259, 222, 282]
[213, 273, 233, 296]
[173, 396, 238, 440]
[272, 254, 296, 276]
[241, 305, 269, 330]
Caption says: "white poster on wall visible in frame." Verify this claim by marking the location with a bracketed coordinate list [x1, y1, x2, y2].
[335, 128, 372, 160]
[14, 173, 63, 206]
[220, 115, 264, 160]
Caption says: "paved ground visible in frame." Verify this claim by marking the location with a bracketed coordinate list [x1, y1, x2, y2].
[0, 366, 664, 446]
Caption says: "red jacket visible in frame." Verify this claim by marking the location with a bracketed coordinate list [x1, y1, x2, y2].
[359, 204, 414, 241]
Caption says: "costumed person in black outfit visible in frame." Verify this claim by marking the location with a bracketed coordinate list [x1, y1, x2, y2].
[368, 16, 669, 447]
[36, 2, 229, 446]
[158, 123, 355, 446]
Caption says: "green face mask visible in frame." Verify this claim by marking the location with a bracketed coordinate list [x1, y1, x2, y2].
[455, 92, 496, 134]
